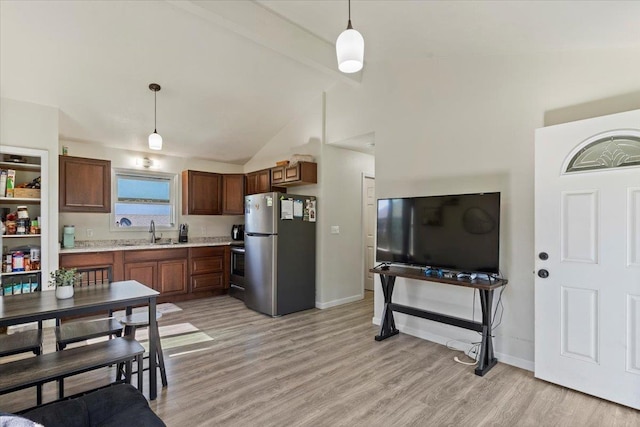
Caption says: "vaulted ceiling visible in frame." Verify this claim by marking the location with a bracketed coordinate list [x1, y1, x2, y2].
[2, 1, 639, 163]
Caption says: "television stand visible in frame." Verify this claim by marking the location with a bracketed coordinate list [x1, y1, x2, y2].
[370, 265, 507, 376]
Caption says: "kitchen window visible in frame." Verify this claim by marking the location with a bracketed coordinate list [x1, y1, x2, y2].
[110, 169, 177, 231]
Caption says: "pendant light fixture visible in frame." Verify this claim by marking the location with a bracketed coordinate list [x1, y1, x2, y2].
[336, 0, 364, 73]
[148, 83, 162, 150]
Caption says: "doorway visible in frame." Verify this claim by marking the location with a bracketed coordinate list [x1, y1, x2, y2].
[362, 175, 375, 292]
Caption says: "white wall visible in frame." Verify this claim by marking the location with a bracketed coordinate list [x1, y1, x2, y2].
[317, 144, 374, 307]
[325, 48, 640, 369]
[58, 139, 244, 242]
[1, 97, 60, 284]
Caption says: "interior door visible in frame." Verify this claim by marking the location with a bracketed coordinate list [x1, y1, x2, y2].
[535, 109, 640, 409]
[363, 176, 375, 291]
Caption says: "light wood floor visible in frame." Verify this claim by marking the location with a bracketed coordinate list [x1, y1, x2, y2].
[3, 292, 639, 426]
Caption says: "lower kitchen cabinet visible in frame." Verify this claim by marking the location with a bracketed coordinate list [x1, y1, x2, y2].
[124, 248, 188, 297]
[59, 251, 123, 281]
[158, 259, 189, 295]
[189, 246, 229, 292]
[61, 245, 230, 301]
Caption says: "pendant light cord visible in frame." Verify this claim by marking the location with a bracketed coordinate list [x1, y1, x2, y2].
[154, 90, 157, 133]
[347, 0, 353, 29]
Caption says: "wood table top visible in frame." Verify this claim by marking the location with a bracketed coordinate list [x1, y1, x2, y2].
[369, 265, 507, 290]
[0, 280, 159, 327]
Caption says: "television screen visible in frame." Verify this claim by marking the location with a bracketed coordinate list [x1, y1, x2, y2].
[376, 192, 500, 274]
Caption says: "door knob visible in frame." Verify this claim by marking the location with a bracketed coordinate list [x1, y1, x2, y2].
[537, 269, 549, 278]
[538, 252, 549, 260]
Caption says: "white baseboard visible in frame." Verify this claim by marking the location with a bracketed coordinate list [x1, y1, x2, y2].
[316, 293, 363, 309]
[372, 316, 534, 372]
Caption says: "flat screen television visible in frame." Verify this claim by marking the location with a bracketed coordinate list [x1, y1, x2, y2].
[376, 192, 500, 274]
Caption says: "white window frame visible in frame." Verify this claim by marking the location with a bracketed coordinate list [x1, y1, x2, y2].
[110, 168, 178, 232]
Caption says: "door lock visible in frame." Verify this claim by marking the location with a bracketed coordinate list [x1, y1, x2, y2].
[537, 269, 549, 278]
[539, 252, 549, 260]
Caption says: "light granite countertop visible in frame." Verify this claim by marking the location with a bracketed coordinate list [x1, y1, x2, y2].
[59, 236, 243, 254]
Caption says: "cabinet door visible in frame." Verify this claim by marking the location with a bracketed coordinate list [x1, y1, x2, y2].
[256, 169, 271, 193]
[124, 261, 157, 290]
[246, 172, 257, 195]
[284, 164, 300, 182]
[182, 170, 221, 215]
[271, 167, 285, 184]
[59, 156, 111, 212]
[158, 259, 188, 296]
[222, 174, 245, 215]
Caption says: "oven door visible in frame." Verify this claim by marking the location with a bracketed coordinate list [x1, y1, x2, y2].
[230, 246, 245, 300]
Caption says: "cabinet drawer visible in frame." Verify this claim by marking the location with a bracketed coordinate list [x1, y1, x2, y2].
[190, 257, 223, 275]
[190, 246, 225, 258]
[60, 252, 115, 267]
[124, 248, 188, 263]
[191, 273, 224, 291]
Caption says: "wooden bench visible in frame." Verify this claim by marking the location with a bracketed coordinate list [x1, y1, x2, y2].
[0, 337, 144, 405]
[0, 329, 43, 358]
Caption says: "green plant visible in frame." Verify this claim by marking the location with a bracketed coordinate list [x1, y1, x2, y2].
[50, 268, 77, 287]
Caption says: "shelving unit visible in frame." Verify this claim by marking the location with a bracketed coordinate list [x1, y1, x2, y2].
[0, 146, 49, 296]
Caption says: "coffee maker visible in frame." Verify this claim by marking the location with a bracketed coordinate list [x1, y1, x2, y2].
[178, 224, 188, 243]
[231, 224, 244, 241]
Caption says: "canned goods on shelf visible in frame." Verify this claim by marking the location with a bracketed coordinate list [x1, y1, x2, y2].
[17, 206, 29, 219]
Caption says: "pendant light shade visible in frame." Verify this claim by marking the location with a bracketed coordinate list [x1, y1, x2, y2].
[148, 83, 162, 150]
[148, 131, 162, 150]
[336, 0, 364, 73]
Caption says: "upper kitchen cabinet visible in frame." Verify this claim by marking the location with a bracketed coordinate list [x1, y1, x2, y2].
[59, 155, 111, 213]
[182, 170, 222, 215]
[271, 162, 317, 187]
[222, 174, 245, 215]
[245, 168, 271, 196]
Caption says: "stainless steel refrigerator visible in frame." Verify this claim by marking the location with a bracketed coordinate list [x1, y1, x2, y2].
[244, 192, 316, 316]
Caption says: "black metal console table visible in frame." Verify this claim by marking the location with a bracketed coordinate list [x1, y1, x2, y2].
[370, 266, 507, 376]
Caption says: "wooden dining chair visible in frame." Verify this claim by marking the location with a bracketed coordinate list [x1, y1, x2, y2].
[55, 266, 123, 351]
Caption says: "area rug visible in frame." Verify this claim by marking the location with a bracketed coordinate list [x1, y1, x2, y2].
[86, 322, 213, 352]
[112, 302, 182, 319]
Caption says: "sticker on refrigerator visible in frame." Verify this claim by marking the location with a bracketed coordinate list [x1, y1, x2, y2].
[266, 196, 273, 207]
[293, 200, 303, 218]
[304, 199, 316, 222]
[281, 199, 294, 220]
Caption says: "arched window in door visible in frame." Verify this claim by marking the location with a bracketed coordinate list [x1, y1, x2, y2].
[566, 134, 640, 173]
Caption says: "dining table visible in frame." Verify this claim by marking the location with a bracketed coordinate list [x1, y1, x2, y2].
[0, 280, 161, 400]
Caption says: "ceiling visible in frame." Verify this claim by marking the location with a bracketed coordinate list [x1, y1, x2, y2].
[2, 1, 640, 164]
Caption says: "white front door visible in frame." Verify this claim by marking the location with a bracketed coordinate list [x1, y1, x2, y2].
[363, 176, 375, 291]
[535, 109, 640, 409]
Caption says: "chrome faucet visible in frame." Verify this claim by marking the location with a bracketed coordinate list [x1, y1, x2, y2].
[149, 220, 157, 243]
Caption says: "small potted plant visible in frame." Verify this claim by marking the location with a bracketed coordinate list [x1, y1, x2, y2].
[50, 267, 77, 299]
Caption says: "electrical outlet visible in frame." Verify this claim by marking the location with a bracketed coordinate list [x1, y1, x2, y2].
[86, 228, 94, 238]
[331, 226, 340, 234]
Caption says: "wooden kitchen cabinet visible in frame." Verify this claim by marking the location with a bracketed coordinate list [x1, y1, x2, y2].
[189, 246, 228, 292]
[61, 244, 230, 301]
[158, 259, 189, 295]
[182, 170, 222, 215]
[222, 174, 245, 215]
[124, 248, 188, 297]
[60, 251, 124, 281]
[124, 261, 156, 290]
[271, 162, 317, 186]
[59, 155, 111, 212]
[245, 168, 271, 195]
